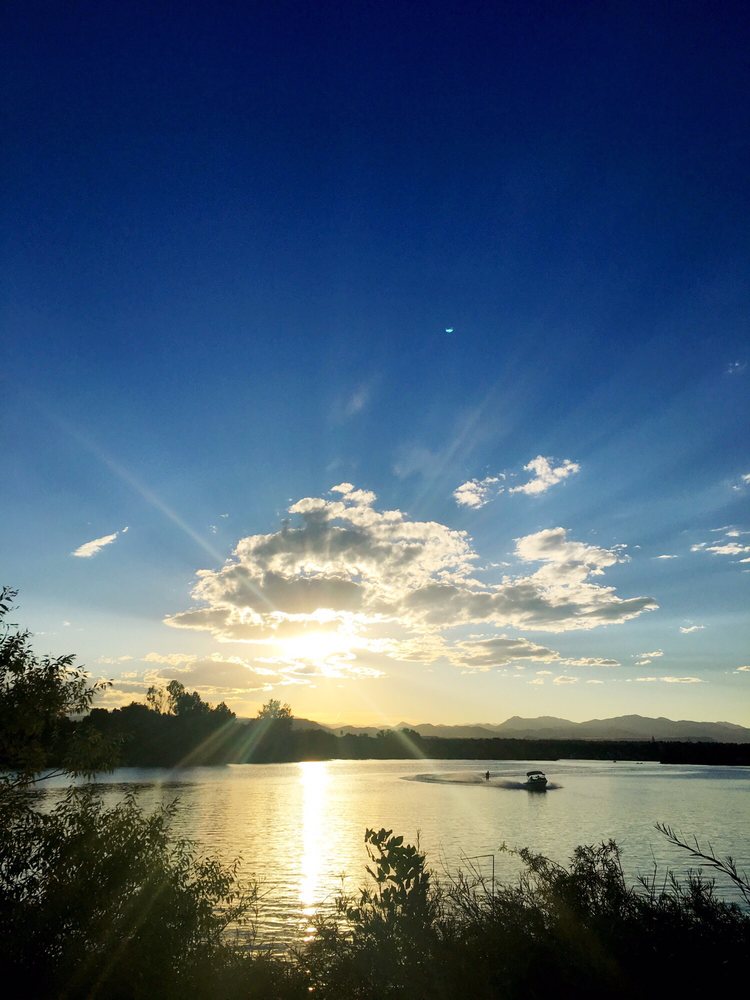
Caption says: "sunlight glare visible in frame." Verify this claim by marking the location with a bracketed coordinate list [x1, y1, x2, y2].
[277, 631, 356, 673]
[300, 760, 329, 938]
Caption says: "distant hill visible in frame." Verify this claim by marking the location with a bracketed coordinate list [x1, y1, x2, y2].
[237, 716, 330, 732]
[318, 714, 750, 743]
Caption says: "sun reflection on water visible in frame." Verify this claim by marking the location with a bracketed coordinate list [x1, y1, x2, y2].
[299, 760, 329, 938]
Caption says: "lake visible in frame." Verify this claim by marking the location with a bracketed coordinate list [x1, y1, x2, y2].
[47, 758, 750, 946]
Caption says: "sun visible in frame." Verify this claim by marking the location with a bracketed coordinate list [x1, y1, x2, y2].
[275, 630, 357, 671]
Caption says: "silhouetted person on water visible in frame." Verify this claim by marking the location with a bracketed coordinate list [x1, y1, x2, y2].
[485, 770, 490, 781]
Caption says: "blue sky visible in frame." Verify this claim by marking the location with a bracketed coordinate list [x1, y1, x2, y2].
[2, 2, 749, 725]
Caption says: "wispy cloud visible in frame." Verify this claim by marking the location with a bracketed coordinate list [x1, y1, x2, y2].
[726, 360, 746, 375]
[694, 541, 750, 557]
[393, 443, 444, 480]
[691, 526, 750, 563]
[343, 383, 371, 418]
[634, 649, 663, 666]
[679, 624, 705, 634]
[635, 676, 703, 684]
[509, 455, 580, 496]
[331, 381, 374, 423]
[144, 651, 275, 691]
[654, 554, 678, 560]
[565, 656, 620, 667]
[71, 526, 128, 558]
[93, 654, 278, 710]
[735, 665, 750, 673]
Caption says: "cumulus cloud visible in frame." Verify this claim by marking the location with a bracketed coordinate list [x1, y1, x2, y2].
[553, 675, 579, 685]
[509, 456, 580, 496]
[679, 625, 705, 634]
[453, 454, 579, 509]
[453, 475, 504, 509]
[164, 487, 655, 679]
[514, 527, 622, 575]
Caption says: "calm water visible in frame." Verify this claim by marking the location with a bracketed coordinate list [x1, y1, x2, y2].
[47, 758, 750, 945]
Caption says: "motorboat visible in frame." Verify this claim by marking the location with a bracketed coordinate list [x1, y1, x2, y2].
[523, 769, 548, 791]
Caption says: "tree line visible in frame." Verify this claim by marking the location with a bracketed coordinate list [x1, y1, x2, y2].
[77, 701, 750, 768]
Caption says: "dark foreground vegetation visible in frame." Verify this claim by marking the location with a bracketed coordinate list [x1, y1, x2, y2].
[2, 588, 750, 998]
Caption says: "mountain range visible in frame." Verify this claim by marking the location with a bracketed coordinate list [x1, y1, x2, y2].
[294, 714, 750, 743]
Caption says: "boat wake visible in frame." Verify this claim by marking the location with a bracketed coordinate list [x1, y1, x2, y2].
[408, 773, 560, 790]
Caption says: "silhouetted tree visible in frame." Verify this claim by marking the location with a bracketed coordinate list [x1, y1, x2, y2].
[257, 698, 293, 721]
[0, 587, 115, 783]
[146, 684, 168, 714]
[250, 699, 293, 761]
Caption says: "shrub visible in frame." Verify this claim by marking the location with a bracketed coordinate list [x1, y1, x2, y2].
[303, 827, 750, 1000]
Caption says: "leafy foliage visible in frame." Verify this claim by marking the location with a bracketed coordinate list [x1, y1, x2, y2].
[0, 587, 116, 785]
[304, 828, 750, 999]
[0, 789, 256, 997]
[304, 827, 440, 997]
[655, 821, 750, 906]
